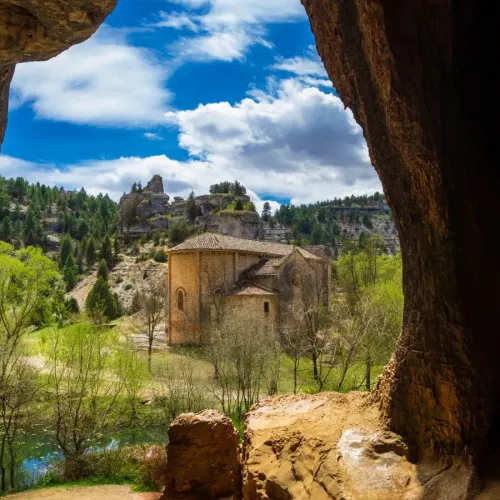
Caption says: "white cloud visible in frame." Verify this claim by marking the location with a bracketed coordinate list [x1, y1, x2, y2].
[271, 55, 327, 77]
[165, 76, 379, 204]
[1, 75, 380, 208]
[144, 132, 163, 141]
[158, 0, 306, 63]
[10, 26, 170, 127]
[151, 11, 200, 31]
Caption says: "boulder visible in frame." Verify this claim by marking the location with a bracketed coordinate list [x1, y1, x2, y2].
[162, 410, 241, 500]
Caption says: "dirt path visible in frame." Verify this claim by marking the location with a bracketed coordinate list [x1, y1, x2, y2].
[6, 485, 161, 500]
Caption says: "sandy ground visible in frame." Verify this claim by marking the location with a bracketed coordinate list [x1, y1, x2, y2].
[6, 485, 161, 500]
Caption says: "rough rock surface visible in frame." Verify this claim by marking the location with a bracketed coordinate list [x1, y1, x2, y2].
[0, 0, 116, 146]
[242, 393, 477, 500]
[147, 175, 165, 194]
[302, 0, 500, 465]
[162, 410, 241, 500]
[201, 211, 262, 240]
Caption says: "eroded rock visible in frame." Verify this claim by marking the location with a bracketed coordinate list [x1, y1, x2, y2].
[162, 410, 241, 500]
[242, 393, 476, 499]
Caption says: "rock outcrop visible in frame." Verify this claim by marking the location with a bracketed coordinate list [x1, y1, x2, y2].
[302, 0, 500, 469]
[161, 410, 241, 500]
[0, 0, 117, 146]
[242, 393, 477, 500]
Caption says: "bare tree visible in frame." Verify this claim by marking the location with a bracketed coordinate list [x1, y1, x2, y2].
[45, 324, 127, 465]
[135, 281, 168, 373]
[208, 312, 281, 422]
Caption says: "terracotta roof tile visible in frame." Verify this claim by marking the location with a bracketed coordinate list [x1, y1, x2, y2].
[168, 233, 322, 260]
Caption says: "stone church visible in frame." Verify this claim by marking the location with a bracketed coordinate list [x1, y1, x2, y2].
[167, 233, 330, 345]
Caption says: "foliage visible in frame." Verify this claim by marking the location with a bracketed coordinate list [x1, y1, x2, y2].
[0, 243, 59, 491]
[63, 254, 78, 291]
[85, 237, 96, 268]
[99, 235, 113, 269]
[45, 445, 167, 491]
[85, 277, 120, 321]
[261, 201, 272, 222]
[209, 180, 247, 196]
[0, 176, 118, 250]
[169, 222, 193, 246]
[44, 324, 135, 462]
[154, 250, 166, 263]
[185, 191, 201, 223]
[97, 259, 109, 281]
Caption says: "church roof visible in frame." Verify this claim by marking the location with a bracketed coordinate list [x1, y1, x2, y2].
[228, 283, 278, 296]
[167, 233, 322, 261]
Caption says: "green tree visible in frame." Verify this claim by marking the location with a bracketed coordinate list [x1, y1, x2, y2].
[169, 222, 192, 246]
[186, 191, 200, 223]
[97, 259, 109, 281]
[85, 277, 119, 321]
[85, 237, 96, 268]
[114, 236, 120, 257]
[311, 223, 324, 245]
[262, 202, 272, 222]
[234, 199, 244, 211]
[63, 254, 78, 291]
[99, 235, 113, 268]
[0, 244, 59, 490]
[58, 233, 73, 269]
[1, 217, 11, 242]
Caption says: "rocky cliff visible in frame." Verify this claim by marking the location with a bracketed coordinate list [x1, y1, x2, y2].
[118, 176, 262, 240]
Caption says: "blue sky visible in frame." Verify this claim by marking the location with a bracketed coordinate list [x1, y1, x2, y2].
[0, 0, 380, 212]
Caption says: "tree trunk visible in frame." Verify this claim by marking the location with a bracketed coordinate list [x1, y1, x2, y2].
[148, 342, 152, 374]
[365, 351, 371, 391]
[312, 351, 318, 381]
[302, 0, 500, 465]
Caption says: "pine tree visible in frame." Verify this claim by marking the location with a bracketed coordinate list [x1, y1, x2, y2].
[311, 223, 324, 245]
[85, 237, 96, 268]
[85, 277, 119, 321]
[63, 254, 77, 291]
[59, 233, 73, 269]
[97, 259, 109, 281]
[113, 236, 120, 258]
[99, 235, 113, 268]
[1, 216, 11, 242]
[262, 201, 272, 222]
[234, 199, 244, 211]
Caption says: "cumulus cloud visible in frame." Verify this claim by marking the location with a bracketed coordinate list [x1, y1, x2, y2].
[1, 74, 380, 209]
[157, 0, 306, 62]
[165, 77, 379, 204]
[10, 26, 170, 127]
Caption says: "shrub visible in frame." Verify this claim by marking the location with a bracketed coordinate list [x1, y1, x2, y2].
[169, 222, 192, 246]
[55, 444, 167, 491]
[65, 297, 80, 314]
[154, 250, 166, 263]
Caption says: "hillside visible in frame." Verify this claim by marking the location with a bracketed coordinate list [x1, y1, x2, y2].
[117, 175, 400, 255]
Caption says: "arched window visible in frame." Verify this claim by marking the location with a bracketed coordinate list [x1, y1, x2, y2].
[177, 289, 185, 311]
